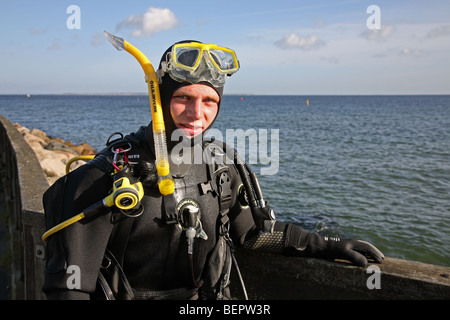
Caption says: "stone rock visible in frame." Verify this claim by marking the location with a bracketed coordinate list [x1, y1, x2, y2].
[70, 142, 96, 155]
[40, 158, 67, 178]
[45, 141, 78, 155]
[30, 128, 49, 142]
[49, 137, 66, 145]
[15, 123, 96, 184]
[33, 148, 57, 162]
[14, 123, 30, 135]
[23, 132, 46, 149]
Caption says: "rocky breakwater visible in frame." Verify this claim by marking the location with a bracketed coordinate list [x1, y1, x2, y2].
[14, 123, 97, 185]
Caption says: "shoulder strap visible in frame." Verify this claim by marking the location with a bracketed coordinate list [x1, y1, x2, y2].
[201, 139, 232, 233]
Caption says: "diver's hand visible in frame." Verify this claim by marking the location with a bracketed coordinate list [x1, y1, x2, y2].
[282, 223, 384, 267]
[322, 237, 384, 267]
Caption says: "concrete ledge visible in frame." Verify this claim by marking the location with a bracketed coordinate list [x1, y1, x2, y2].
[0, 115, 49, 214]
[231, 248, 450, 300]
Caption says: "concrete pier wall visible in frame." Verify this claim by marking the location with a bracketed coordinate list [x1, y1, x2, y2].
[0, 114, 49, 300]
[231, 249, 450, 299]
[1, 114, 449, 300]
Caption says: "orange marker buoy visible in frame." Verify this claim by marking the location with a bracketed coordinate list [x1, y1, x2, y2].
[306, 99, 309, 106]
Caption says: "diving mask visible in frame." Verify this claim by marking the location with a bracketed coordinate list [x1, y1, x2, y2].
[158, 42, 240, 88]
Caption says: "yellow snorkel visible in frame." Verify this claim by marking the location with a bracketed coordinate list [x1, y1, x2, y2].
[104, 31, 174, 195]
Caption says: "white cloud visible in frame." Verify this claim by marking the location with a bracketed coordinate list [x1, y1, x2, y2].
[426, 24, 450, 38]
[117, 7, 178, 38]
[398, 48, 424, 57]
[275, 33, 325, 50]
[30, 27, 47, 35]
[361, 24, 395, 42]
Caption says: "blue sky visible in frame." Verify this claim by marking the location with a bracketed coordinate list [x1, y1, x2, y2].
[1, 0, 449, 95]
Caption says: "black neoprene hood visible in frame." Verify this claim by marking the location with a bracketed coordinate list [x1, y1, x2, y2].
[157, 41, 224, 143]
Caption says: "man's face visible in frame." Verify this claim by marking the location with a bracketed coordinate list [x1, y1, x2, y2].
[170, 83, 220, 137]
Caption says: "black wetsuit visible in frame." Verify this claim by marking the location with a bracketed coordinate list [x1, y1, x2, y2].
[42, 124, 383, 299]
[42, 124, 258, 299]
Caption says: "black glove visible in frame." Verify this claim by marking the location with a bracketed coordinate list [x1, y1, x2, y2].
[284, 223, 384, 267]
[320, 236, 384, 267]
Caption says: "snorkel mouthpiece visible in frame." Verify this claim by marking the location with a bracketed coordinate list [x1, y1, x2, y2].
[104, 31, 174, 195]
[104, 31, 125, 51]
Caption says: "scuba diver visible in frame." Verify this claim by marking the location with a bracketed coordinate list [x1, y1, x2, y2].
[42, 40, 384, 300]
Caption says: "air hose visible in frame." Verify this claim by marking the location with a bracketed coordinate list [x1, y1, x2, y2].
[104, 31, 174, 196]
[233, 148, 276, 233]
[65, 155, 95, 174]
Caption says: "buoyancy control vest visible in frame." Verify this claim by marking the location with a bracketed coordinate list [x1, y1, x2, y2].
[87, 125, 248, 300]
